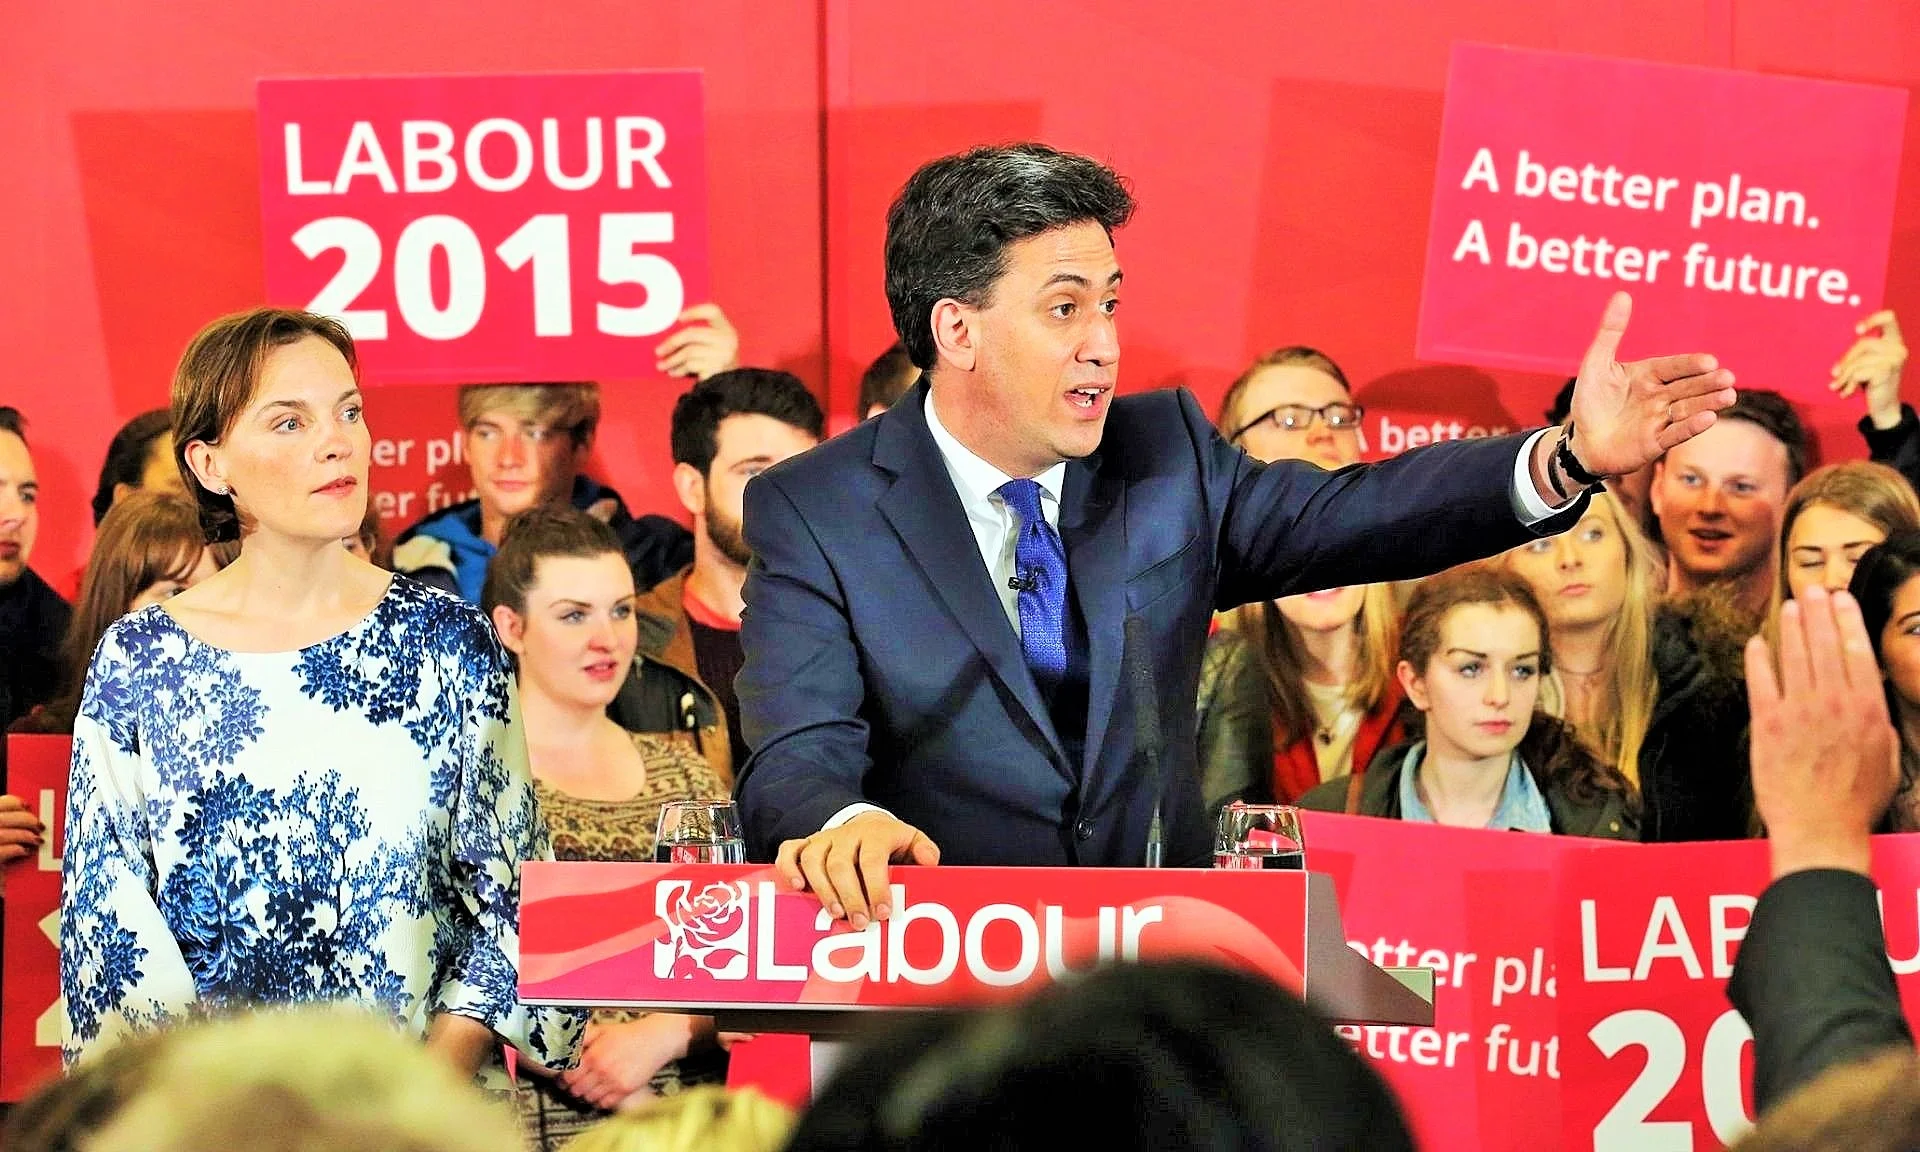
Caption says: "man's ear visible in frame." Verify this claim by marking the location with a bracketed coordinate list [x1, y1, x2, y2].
[1649, 459, 1667, 519]
[490, 604, 527, 656]
[929, 299, 978, 374]
[672, 462, 706, 520]
[1397, 659, 1430, 713]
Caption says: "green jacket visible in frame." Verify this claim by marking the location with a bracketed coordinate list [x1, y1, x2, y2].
[1297, 739, 1638, 841]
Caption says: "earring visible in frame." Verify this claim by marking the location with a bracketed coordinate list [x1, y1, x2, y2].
[213, 484, 229, 497]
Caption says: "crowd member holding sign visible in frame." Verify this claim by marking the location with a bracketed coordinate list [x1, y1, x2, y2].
[1500, 490, 1753, 841]
[1197, 347, 1404, 808]
[1729, 580, 1911, 1114]
[610, 369, 823, 785]
[393, 381, 687, 603]
[392, 304, 740, 604]
[736, 143, 1733, 922]
[1297, 565, 1637, 837]
[1831, 310, 1920, 496]
[480, 508, 730, 1144]
[60, 308, 584, 1076]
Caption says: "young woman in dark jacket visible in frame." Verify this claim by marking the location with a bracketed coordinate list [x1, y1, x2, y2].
[1298, 565, 1637, 840]
[1501, 489, 1750, 841]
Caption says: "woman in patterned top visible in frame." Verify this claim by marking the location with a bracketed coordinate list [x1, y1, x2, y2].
[60, 309, 584, 1077]
[482, 506, 731, 1148]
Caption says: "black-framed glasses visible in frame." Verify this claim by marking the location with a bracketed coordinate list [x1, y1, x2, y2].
[1229, 402, 1365, 442]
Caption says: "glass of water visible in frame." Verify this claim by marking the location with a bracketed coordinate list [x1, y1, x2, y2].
[655, 800, 747, 864]
[1214, 802, 1306, 870]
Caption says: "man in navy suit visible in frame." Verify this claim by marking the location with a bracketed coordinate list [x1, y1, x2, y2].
[736, 143, 1736, 928]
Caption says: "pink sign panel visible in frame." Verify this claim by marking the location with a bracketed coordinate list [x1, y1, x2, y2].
[257, 71, 710, 384]
[520, 863, 1309, 1011]
[2, 736, 70, 1101]
[1304, 812, 1580, 1152]
[1418, 44, 1907, 407]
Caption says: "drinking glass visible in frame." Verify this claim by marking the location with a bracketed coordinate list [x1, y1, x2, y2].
[655, 800, 747, 864]
[1213, 802, 1306, 870]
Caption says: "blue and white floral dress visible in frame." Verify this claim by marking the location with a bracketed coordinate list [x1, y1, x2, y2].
[59, 575, 585, 1070]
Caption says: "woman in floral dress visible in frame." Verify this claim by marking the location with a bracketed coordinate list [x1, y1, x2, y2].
[60, 308, 583, 1077]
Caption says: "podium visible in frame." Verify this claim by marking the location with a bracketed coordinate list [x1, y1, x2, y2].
[521, 862, 1432, 1038]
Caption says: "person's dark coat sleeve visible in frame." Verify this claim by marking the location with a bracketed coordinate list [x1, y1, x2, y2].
[1185, 394, 1585, 611]
[1862, 406, 1920, 495]
[1728, 869, 1914, 1113]
[1195, 627, 1272, 811]
[733, 475, 873, 857]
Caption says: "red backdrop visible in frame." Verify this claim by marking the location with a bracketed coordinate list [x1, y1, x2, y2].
[8, 0, 1920, 578]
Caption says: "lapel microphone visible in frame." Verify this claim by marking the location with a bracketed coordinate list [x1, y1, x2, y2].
[1007, 571, 1039, 593]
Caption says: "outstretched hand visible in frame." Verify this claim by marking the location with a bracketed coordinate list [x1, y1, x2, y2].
[1566, 292, 1738, 477]
[1746, 584, 1900, 879]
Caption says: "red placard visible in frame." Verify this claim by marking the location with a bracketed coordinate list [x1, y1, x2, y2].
[257, 71, 710, 384]
[1304, 812, 1588, 1152]
[1552, 837, 1920, 1150]
[520, 863, 1308, 1011]
[2, 736, 70, 1101]
[1417, 44, 1907, 409]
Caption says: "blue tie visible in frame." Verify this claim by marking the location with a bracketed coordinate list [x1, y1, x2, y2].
[997, 479, 1069, 688]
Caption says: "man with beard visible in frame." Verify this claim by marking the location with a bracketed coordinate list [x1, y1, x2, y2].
[1650, 389, 1807, 616]
[611, 369, 824, 785]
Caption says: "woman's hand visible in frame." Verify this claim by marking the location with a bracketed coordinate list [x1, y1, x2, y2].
[1831, 310, 1908, 431]
[560, 1014, 706, 1111]
[0, 792, 46, 865]
[0, 793, 46, 895]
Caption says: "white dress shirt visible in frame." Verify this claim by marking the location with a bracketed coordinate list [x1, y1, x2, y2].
[817, 396, 1566, 833]
[923, 391, 1069, 635]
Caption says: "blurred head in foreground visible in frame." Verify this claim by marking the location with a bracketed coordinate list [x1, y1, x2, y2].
[9, 1005, 523, 1152]
[562, 1086, 794, 1152]
[785, 960, 1415, 1151]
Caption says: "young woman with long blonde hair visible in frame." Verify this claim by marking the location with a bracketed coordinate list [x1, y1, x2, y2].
[1503, 489, 1749, 841]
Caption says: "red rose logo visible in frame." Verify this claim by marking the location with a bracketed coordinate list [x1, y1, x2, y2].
[659, 881, 751, 979]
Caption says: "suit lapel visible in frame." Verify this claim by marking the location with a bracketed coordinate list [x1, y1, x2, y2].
[874, 386, 1072, 772]
[1059, 451, 1128, 797]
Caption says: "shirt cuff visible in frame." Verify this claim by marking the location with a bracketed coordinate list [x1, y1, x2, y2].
[1510, 428, 1566, 526]
[824, 803, 889, 831]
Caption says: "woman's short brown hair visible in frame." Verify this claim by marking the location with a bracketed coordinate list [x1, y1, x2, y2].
[481, 504, 625, 619]
[171, 309, 358, 544]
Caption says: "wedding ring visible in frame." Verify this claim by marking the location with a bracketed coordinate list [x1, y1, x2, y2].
[1666, 402, 1678, 424]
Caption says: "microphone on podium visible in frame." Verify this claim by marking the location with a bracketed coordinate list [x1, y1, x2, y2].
[1124, 615, 1165, 868]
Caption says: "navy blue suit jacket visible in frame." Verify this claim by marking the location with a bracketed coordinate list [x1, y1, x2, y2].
[734, 382, 1584, 867]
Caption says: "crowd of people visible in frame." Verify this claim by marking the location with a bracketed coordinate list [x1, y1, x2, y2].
[1, 139, 1917, 1147]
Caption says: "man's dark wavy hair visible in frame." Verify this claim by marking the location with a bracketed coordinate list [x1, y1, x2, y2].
[884, 143, 1135, 371]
